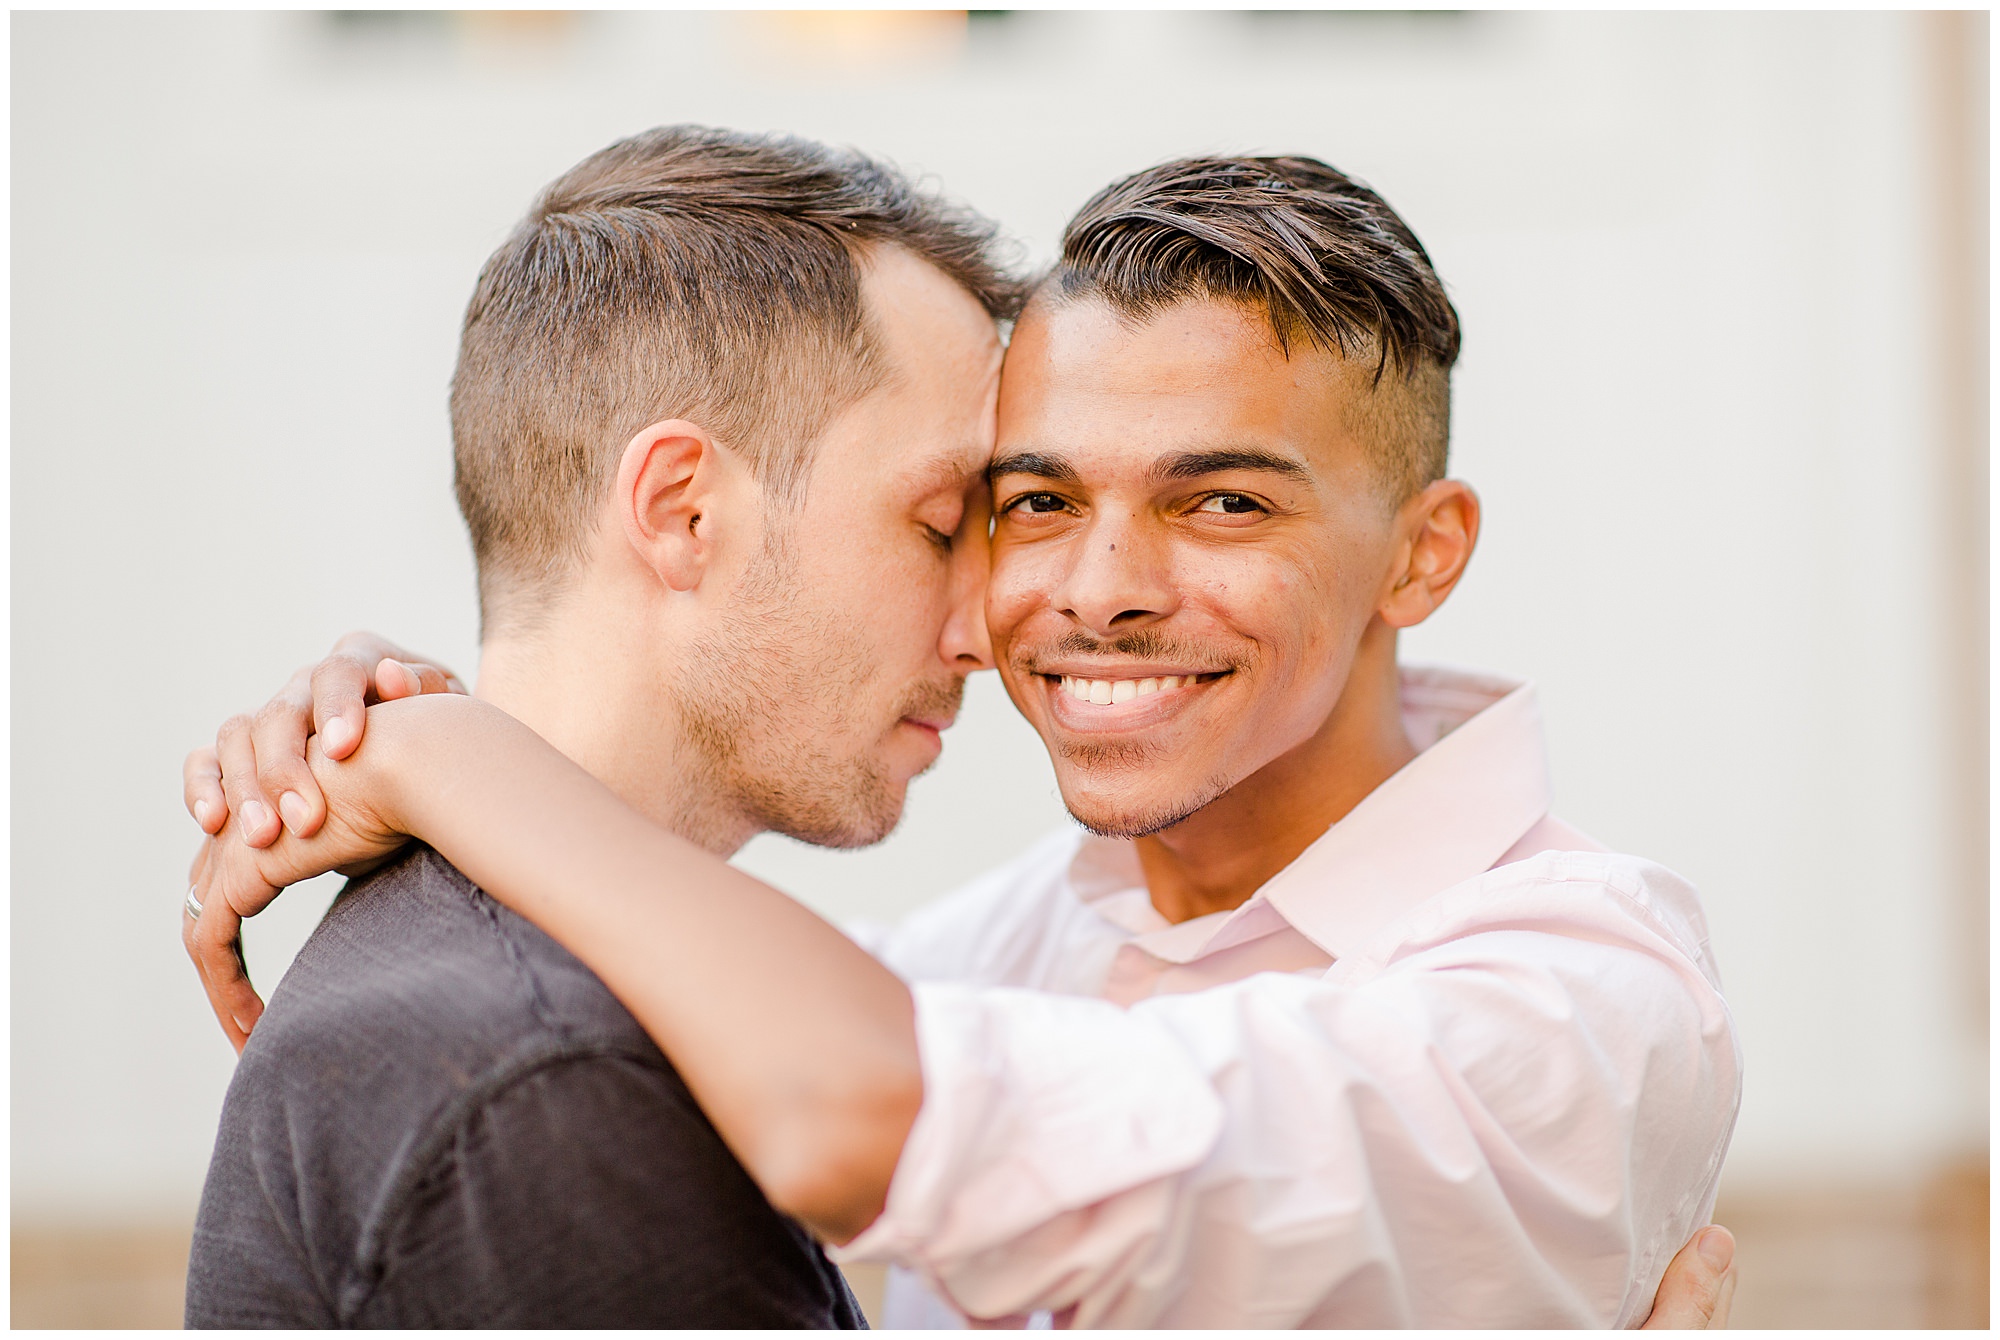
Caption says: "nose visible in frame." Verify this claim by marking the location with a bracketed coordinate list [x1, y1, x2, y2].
[1052, 510, 1175, 637]
[938, 495, 995, 673]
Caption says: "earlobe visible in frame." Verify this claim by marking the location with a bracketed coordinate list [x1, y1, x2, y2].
[617, 419, 723, 593]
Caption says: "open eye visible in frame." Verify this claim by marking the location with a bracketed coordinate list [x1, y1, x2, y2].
[1005, 492, 1072, 516]
[1195, 493, 1265, 515]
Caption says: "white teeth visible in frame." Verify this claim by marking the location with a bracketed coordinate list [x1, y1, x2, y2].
[1057, 673, 1206, 703]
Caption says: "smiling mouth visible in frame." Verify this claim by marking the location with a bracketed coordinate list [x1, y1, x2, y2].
[1044, 671, 1227, 706]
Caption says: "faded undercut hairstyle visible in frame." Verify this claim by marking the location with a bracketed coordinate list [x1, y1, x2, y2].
[1046, 155, 1461, 500]
[450, 125, 1022, 633]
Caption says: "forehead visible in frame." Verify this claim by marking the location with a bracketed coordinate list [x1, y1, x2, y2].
[813, 389, 992, 505]
[995, 296, 1363, 476]
[811, 247, 1002, 497]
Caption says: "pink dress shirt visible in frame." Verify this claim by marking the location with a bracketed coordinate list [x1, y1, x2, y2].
[840, 665, 1741, 1328]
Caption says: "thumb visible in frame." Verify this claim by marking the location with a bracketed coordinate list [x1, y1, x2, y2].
[1639, 1225, 1736, 1329]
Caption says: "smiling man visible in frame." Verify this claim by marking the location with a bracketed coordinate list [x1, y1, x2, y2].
[838, 160, 1741, 1325]
[184, 149, 1740, 1327]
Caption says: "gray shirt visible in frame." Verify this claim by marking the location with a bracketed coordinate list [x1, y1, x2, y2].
[185, 845, 866, 1328]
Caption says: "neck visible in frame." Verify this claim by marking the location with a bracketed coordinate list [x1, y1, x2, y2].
[1134, 619, 1416, 925]
[472, 588, 761, 858]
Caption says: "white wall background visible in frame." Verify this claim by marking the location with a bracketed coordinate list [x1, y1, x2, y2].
[12, 10, 1984, 1223]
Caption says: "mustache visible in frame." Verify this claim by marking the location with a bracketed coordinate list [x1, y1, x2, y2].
[1015, 628, 1243, 674]
[891, 674, 966, 723]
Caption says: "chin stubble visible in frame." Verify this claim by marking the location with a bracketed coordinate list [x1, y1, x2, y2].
[1066, 770, 1237, 840]
[1021, 629, 1246, 841]
[674, 537, 961, 850]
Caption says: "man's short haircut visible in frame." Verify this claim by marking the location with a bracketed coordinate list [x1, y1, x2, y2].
[1046, 155, 1461, 500]
[451, 125, 1022, 632]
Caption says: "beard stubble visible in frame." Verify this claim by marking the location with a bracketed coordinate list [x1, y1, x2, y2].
[675, 538, 963, 849]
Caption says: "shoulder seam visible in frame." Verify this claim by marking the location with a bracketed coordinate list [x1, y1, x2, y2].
[419, 849, 576, 1039]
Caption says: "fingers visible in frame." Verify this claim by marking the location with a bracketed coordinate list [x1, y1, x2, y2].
[1639, 1224, 1736, 1330]
[253, 669, 326, 840]
[314, 632, 465, 757]
[199, 631, 462, 848]
[183, 843, 266, 1051]
[310, 645, 378, 761]
[184, 745, 227, 834]
[372, 656, 460, 702]
[330, 628, 465, 697]
[330, 628, 418, 670]
[215, 714, 283, 848]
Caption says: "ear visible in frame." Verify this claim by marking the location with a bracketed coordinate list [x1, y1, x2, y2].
[614, 418, 738, 593]
[1379, 480, 1480, 629]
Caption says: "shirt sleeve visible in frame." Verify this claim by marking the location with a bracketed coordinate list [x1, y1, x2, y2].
[349, 1052, 863, 1329]
[835, 867, 1741, 1328]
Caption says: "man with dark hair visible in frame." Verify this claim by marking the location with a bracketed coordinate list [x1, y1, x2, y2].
[185, 144, 1739, 1328]
[1050, 154, 1455, 497]
[833, 154, 1740, 1325]
[180, 124, 1015, 1326]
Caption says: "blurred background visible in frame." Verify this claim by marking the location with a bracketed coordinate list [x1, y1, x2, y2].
[11, 9, 1987, 1328]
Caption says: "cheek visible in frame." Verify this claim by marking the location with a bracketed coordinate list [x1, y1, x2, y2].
[1173, 544, 1316, 626]
[1176, 548, 1351, 678]
[877, 574, 951, 665]
[792, 541, 941, 671]
[817, 511, 956, 605]
[983, 548, 1046, 638]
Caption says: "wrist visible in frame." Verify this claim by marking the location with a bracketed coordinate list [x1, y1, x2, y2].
[355, 693, 503, 846]
[343, 694, 443, 841]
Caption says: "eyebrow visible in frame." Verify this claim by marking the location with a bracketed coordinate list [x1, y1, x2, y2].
[1149, 449, 1312, 484]
[984, 448, 1312, 496]
[989, 447, 1311, 486]
[987, 450, 1080, 483]
[906, 445, 992, 496]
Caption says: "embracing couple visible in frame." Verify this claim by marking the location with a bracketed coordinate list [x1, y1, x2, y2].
[180, 126, 1741, 1329]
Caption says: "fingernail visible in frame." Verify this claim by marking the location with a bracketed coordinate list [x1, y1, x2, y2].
[1696, 1226, 1734, 1271]
[320, 717, 355, 754]
[240, 800, 273, 839]
[194, 799, 214, 829]
[278, 791, 310, 835]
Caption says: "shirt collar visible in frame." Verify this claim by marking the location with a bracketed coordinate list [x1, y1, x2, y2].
[1064, 664, 1552, 961]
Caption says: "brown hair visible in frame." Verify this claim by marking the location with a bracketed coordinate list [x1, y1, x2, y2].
[450, 124, 1022, 632]
[1046, 155, 1460, 498]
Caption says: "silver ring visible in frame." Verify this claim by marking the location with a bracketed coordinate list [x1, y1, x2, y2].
[185, 886, 204, 920]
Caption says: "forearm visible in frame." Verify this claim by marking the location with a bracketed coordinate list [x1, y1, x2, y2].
[354, 695, 920, 1241]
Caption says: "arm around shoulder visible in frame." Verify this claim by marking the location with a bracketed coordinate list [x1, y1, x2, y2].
[846, 869, 1740, 1328]
[303, 693, 926, 1244]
